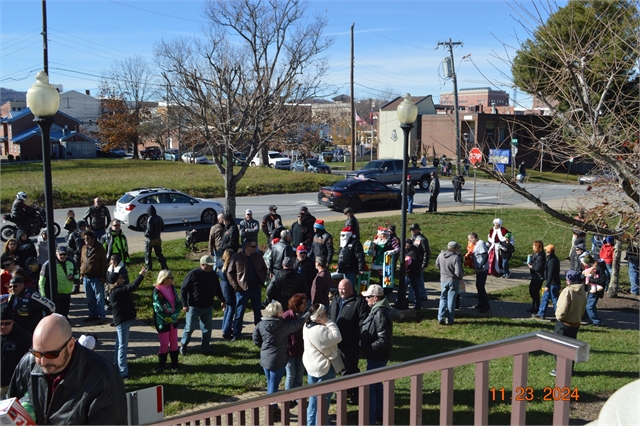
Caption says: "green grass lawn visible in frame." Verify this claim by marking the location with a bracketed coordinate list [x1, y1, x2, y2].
[0, 158, 342, 211]
[121, 209, 638, 422]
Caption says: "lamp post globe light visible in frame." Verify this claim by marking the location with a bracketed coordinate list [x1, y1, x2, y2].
[395, 94, 418, 310]
[26, 70, 60, 308]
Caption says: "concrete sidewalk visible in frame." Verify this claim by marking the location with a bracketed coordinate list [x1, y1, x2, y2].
[71, 260, 638, 364]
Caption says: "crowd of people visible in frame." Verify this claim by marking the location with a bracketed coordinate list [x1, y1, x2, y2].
[1, 189, 638, 425]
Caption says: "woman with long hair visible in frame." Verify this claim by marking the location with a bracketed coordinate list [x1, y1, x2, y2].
[528, 240, 546, 315]
[152, 270, 182, 373]
[219, 248, 236, 340]
[303, 303, 344, 426]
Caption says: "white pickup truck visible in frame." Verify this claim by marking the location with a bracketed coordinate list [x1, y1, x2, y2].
[250, 151, 291, 170]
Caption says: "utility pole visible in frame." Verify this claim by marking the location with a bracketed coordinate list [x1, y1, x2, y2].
[350, 23, 356, 171]
[438, 38, 463, 173]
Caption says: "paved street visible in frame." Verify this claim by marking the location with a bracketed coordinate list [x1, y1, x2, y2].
[47, 178, 589, 253]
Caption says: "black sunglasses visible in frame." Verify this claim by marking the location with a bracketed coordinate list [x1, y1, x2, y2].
[0, 321, 12, 327]
[247, 244, 257, 248]
[29, 336, 73, 359]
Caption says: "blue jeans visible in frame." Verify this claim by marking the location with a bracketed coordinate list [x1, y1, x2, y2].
[584, 293, 602, 325]
[407, 196, 414, 213]
[263, 367, 285, 394]
[285, 357, 304, 390]
[537, 285, 560, 317]
[501, 258, 510, 276]
[438, 280, 460, 324]
[475, 270, 490, 309]
[84, 277, 106, 319]
[234, 286, 263, 338]
[407, 275, 422, 309]
[181, 306, 213, 352]
[344, 272, 358, 289]
[367, 358, 388, 425]
[114, 320, 132, 377]
[219, 277, 236, 338]
[407, 274, 427, 302]
[629, 260, 639, 295]
[307, 366, 336, 426]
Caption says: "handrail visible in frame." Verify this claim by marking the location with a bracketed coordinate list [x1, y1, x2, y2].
[154, 331, 590, 426]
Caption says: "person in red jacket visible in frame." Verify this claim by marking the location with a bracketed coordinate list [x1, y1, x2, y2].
[599, 236, 615, 283]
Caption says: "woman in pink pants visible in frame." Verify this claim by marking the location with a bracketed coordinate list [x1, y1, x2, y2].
[152, 270, 182, 373]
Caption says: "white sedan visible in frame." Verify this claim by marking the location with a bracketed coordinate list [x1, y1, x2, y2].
[114, 187, 224, 231]
[182, 152, 209, 164]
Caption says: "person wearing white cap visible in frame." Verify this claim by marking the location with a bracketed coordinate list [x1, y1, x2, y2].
[239, 209, 260, 249]
[360, 284, 393, 425]
[179, 255, 226, 355]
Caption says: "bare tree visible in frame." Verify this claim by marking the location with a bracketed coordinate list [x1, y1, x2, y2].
[97, 56, 157, 158]
[154, 0, 332, 216]
[481, 0, 639, 293]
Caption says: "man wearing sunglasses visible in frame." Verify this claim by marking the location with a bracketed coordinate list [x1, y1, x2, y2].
[7, 276, 54, 335]
[7, 313, 127, 424]
[1, 305, 30, 398]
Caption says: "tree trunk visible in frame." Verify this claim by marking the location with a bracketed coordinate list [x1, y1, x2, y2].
[224, 160, 237, 218]
[607, 240, 623, 298]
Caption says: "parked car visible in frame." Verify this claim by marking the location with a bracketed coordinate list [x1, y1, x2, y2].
[140, 146, 163, 160]
[578, 170, 618, 185]
[109, 147, 127, 158]
[318, 178, 401, 213]
[250, 151, 291, 170]
[319, 151, 334, 163]
[182, 152, 209, 164]
[291, 158, 332, 174]
[164, 148, 180, 161]
[346, 159, 436, 189]
[114, 187, 224, 231]
[222, 151, 247, 166]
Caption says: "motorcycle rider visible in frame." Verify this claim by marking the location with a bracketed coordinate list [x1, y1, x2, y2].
[83, 198, 111, 241]
[11, 192, 38, 233]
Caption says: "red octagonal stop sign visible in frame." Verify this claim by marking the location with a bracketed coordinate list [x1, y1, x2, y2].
[469, 147, 482, 164]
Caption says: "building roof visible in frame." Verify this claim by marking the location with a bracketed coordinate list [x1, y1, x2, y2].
[380, 95, 433, 111]
[10, 123, 96, 144]
[1, 107, 82, 124]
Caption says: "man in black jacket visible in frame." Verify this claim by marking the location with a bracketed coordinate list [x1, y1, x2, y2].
[261, 205, 281, 248]
[360, 284, 393, 425]
[537, 244, 561, 318]
[266, 256, 306, 307]
[329, 278, 369, 404]
[8, 313, 127, 425]
[405, 239, 424, 310]
[427, 172, 440, 213]
[337, 226, 365, 286]
[294, 244, 315, 299]
[409, 223, 430, 301]
[452, 172, 465, 202]
[144, 205, 168, 271]
[180, 255, 225, 355]
[83, 197, 111, 240]
[269, 230, 294, 277]
[219, 213, 239, 253]
[1, 307, 31, 397]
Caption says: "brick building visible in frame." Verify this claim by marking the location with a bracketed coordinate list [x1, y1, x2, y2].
[440, 87, 509, 108]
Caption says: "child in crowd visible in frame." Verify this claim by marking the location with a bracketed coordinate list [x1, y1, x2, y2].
[599, 236, 614, 275]
[499, 232, 515, 278]
[64, 210, 77, 235]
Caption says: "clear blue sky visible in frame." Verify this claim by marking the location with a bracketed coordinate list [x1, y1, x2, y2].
[1, 0, 559, 105]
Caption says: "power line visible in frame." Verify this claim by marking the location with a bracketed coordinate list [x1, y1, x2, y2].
[354, 23, 429, 51]
[106, 0, 206, 23]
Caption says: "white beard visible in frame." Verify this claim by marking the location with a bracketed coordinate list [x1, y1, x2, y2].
[340, 232, 353, 247]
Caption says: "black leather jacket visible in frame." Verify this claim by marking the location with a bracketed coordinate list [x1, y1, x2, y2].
[83, 204, 111, 231]
[144, 206, 164, 240]
[269, 241, 294, 274]
[360, 298, 393, 360]
[8, 344, 127, 425]
[220, 223, 239, 252]
[329, 293, 369, 351]
[337, 238, 365, 274]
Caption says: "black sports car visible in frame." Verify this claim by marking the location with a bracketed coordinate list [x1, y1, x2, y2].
[318, 178, 401, 212]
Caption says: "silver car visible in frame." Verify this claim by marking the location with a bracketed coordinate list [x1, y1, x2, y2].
[114, 187, 224, 231]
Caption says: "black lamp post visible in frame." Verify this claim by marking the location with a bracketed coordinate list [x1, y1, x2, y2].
[395, 94, 418, 310]
[26, 71, 60, 307]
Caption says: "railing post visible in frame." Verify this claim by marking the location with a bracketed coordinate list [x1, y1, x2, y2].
[440, 368, 454, 426]
[511, 353, 529, 425]
[382, 379, 395, 425]
[336, 390, 347, 425]
[317, 392, 328, 426]
[358, 385, 370, 425]
[475, 361, 489, 426]
[298, 398, 308, 426]
[250, 406, 259, 426]
[553, 357, 573, 426]
[409, 374, 423, 426]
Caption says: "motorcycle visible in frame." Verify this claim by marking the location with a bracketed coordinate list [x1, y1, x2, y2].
[1, 204, 61, 242]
